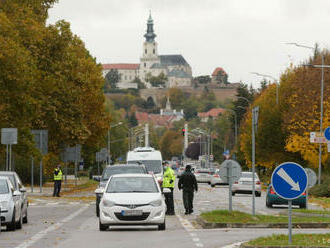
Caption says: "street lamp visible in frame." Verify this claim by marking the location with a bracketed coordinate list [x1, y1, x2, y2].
[286, 42, 326, 185]
[108, 122, 123, 164]
[251, 72, 279, 105]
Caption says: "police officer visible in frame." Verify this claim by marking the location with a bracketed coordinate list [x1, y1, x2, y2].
[53, 164, 63, 197]
[178, 164, 198, 215]
[162, 161, 176, 215]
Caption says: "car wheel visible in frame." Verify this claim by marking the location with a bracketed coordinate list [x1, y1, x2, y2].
[208, 182, 211, 185]
[99, 220, 108, 231]
[23, 209, 28, 224]
[16, 209, 23, 229]
[7, 208, 16, 231]
[300, 203, 306, 209]
[158, 221, 166, 231]
[211, 184, 215, 188]
[266, 199, 272, 208]
[256, 192, 261, 197]
[231, 192, 235, 196]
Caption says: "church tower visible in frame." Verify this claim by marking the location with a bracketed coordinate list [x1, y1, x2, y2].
[140, 12, 160, 84]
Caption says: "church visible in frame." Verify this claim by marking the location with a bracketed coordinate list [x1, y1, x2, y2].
[102, 13, 192, 89]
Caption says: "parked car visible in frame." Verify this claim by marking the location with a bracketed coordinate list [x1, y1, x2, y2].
[99, 174, 166, 231]
[0, 171, 28, 223]
[94, 164, 148, 217]
[0, 176, 23, 231]
[232, 172, 262, 196]
[194, 168, 212, 183]
[210, 169, 226, 187]
[266, 184, 306, 208]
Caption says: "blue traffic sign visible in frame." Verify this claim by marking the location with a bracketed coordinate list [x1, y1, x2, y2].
[271, 162, 308, 200]
[324, 127, 330, 141]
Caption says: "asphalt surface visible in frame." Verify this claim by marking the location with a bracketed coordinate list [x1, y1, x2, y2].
[0, 183, 327, 248]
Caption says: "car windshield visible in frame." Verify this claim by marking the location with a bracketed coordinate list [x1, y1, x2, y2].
[128, 160, 162, 174]
[196, 170, 209, 174]
[240, 173, 258, 179]
[106, 177, 159, 193]
[0, 174, 15, 189]
[102, 166, 146, 181]
[0, 179, 9, 194]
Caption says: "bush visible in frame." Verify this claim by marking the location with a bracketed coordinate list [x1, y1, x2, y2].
[309, 174, 330, 197]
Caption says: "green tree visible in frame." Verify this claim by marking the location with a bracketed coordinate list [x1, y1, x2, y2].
[146, 72, 167, 87]
[215, 70, 229, 85]
[105, 69, 120, 90]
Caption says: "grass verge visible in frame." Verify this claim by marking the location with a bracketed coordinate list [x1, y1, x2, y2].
[61, 179, 98, 195]
[244, 233, 330, 247]
[201, 210, 330, 223]
[309, 197, 330, 209]
[292, 209, 330, 215]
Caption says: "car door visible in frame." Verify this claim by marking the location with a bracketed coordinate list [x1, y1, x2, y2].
[9, 180, 21, 222]
[16, 174, 27, 214]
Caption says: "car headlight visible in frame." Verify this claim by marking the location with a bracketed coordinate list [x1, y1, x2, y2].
[102, 199, 115, 207]
[150, 199, 162, 207]
[0, 201, 9, 211]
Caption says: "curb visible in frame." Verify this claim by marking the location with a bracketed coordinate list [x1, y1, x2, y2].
[196, 216, 330, 229]
[240, 244, 325, 248]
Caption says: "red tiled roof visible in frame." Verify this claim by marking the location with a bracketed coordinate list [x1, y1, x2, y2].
[102, 64, 139, 70]
[135, 112, 174, 128]
[212, 67, 227, 76]
[198, 108, 226, 118]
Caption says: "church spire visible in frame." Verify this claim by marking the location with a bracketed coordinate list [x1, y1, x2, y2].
[144, 11, 156, 43]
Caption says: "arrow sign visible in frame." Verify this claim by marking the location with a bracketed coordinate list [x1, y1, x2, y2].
[276, 168, 300, 191]
[271, 162, 308, 200]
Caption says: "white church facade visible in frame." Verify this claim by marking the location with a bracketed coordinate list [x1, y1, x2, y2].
[102, 14, 192, 89]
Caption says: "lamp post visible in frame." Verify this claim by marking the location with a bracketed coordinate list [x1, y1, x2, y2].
[286, 42, 327, 185]
[251, 72, 279, 105]
[108, 122, 123, 164]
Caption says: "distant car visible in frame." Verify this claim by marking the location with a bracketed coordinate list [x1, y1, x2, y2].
[210, 169, 226, 187]
[232, 172, 262, 197]
[266, 184, 306, 208]
[0, 171, 28, 223]
[177, 167, 185, 178]
[99, 174, 166, 231]
[194, 168, 212, 183]
[94, 164, 148, 217]
[0, 176, 23, 231]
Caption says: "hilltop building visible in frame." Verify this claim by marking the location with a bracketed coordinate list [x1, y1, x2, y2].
[102, 13, 192, 89]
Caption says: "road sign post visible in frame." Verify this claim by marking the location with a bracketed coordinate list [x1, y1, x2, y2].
[219, 160, 241, 212]
[1, 128, 18, 171]
[304, 168, 317, 209]
[271, 162, 308, 245]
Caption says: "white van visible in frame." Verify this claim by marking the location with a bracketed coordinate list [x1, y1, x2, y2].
[127, 147, 163, 184]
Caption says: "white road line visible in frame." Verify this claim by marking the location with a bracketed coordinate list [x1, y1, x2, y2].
[221, 241, 245, 248]
[15, 205, 89, 248]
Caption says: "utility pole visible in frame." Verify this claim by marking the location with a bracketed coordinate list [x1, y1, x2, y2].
[145, 123, 149, 147]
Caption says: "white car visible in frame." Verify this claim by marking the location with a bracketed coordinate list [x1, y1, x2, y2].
[210, 170, 225, 187]
[194, 168, 212, 183]
[232, 172, 262, 197]
[99, 174, 166, 231]
[0, 176, 24, 231]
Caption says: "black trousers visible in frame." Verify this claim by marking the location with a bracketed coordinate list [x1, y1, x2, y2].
[53, 180, 62, 197]
[183, 190, 194, 213]
[164, 188, 175, 214]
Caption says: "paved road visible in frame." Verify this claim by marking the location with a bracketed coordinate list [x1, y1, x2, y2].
[0, 183, 326, 248]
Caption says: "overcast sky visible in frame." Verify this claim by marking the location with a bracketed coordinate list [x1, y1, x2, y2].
[47, 0, 330, 88]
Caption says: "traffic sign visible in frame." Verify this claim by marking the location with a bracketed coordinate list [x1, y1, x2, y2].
[310, 132, 327, 143]
[305, 168, 317, 188]
[1, 128, 17, 145]
[324, 127, 330, 141]
[271, 162, 308, 200]
[219, 160, 242, 183]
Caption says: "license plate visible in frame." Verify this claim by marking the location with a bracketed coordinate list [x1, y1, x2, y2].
[243, 181, 252, 185]
[121, 210, 143, 216]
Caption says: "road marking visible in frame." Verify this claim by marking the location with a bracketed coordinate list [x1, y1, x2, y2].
[15, 205, 89, 248]
[221, 241, 245, 248]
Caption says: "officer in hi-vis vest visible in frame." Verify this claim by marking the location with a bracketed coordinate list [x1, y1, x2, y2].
[53, 164, 63, 197]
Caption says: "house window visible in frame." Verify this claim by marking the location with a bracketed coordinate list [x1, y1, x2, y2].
[145, 49, 147, 54]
